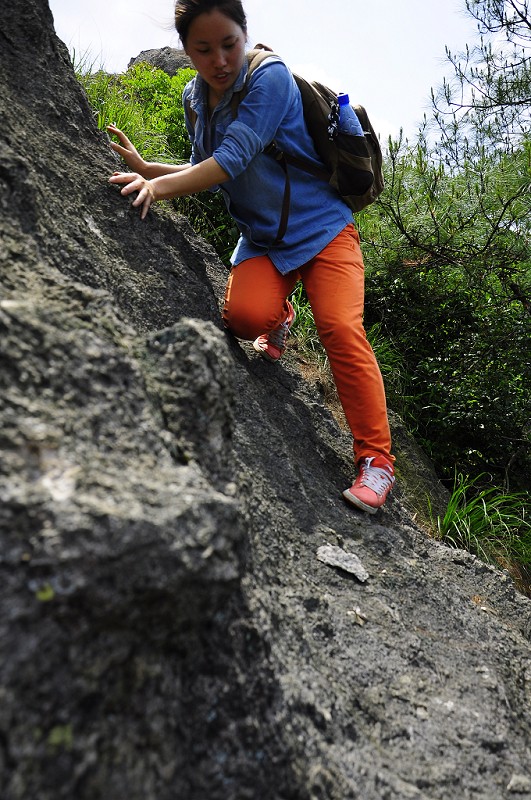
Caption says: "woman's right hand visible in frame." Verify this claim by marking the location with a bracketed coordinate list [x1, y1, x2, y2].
[109, 171, 156, 220]
[107, 124, 146, 174]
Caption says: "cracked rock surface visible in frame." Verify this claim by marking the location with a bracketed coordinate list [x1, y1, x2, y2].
[1, 2, 530, 798]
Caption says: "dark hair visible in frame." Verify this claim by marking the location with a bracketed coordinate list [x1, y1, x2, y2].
[174, 0, 247, 47]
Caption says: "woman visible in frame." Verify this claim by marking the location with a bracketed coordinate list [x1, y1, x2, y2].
[108, 0, 395, 514]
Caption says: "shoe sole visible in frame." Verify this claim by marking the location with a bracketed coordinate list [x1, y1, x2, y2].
[342, 488, 380, 514]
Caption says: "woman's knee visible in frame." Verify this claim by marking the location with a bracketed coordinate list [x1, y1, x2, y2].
[223, 300, 267, 340]
[224, 295, 294, 340]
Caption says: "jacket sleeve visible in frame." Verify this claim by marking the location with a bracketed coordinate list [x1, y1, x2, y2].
[212, 60, 299, 180]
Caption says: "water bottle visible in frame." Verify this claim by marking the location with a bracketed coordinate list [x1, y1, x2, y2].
[337, 92, 363, 136]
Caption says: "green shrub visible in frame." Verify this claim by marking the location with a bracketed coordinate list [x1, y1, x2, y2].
[362, 235, 531, 488]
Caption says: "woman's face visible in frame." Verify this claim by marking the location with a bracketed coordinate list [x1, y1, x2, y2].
[185, 9, 246, 98]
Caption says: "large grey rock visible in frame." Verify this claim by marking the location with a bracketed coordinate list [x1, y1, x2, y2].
[1, 2, 530, 799]
[128, 46, 192, 75]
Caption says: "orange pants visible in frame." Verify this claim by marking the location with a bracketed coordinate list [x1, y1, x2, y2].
[223, 224, 393, 466]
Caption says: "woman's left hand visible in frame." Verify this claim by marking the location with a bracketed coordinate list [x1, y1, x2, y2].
[109, 171, 156, 220]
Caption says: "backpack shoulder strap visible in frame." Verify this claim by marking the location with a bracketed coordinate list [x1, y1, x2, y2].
[230, 45, 280, 112]
[186, 97, 196, 129]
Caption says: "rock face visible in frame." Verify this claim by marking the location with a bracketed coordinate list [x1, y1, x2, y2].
[128, 46, 192, 74]
[1, 2, 530, 799]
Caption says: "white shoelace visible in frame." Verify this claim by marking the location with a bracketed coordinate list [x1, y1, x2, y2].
[359, 457, 395, 495]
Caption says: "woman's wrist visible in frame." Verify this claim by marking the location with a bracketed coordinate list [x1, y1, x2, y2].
[149, 175, 174, 202]
[141, 161, 156, 180]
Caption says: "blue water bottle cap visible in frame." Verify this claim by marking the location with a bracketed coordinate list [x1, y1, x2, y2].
[338, 92, 350, 106]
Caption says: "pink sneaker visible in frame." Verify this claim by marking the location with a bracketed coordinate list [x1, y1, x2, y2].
[253, 301, 296, 362]
[343, 456, 395, 514]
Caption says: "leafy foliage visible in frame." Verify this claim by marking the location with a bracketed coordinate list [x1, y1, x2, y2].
[362, 165, 531, 488]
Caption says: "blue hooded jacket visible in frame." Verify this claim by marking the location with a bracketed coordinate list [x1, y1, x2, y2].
[183, 55, 353, 274]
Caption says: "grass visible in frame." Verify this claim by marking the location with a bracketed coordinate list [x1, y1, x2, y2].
[76, 67, 176, 162]
[290, 284, 329, 367]
[432, 472, 531, 584]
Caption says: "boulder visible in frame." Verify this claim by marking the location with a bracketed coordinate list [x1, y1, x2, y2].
[1, 2, 530, 798]
[128, 46, 192, 75]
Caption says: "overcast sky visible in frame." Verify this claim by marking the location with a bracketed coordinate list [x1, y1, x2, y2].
[48, 0, 480, 141]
